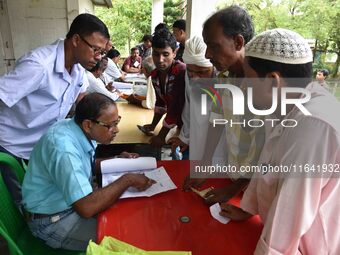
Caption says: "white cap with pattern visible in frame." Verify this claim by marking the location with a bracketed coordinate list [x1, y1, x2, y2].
[245, 28, 313, 64]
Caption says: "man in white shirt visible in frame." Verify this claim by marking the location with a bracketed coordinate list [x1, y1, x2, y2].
[105, 49, 126, 81]
[87, 58, 120, 101]
[0, 13, 110, 205]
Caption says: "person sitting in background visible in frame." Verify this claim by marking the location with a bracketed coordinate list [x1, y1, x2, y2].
[22, 93, 155, 251]
[136, 34, 152, 60]
[316, 68, 330, 90]
[106, 49, 126, 81]
[87, 58, 121, 101]
[138, 28, 186, 147]
[221, 28, 340, 255]
[123, 47, 142, 73]
[172, 19, 186, 62]
[126, 56, 156, 109]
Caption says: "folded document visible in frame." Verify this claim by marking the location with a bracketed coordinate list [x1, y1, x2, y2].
[101, 157, 177, 198]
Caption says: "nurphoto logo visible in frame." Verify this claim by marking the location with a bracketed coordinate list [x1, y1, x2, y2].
[201, 84, 311, 128]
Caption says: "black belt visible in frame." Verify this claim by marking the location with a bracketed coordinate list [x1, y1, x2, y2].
[28, 212, 51, 220]
[26, 209, 73, 223]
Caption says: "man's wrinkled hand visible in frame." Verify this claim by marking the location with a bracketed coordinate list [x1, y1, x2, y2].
[126, 173, 156, 191]
[182, 175, 206, 191]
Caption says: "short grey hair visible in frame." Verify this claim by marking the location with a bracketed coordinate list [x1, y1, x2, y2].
[142, 56, 155, 73]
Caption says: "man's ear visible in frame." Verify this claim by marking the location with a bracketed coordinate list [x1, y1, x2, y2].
[234, 35, 245, 51]
[266, 71, 282, 89]
[72, 34, 80, 48]
[173, 49, 177, 58]
[82, 119, 92, 134]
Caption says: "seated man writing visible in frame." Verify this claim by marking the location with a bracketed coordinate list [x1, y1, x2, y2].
[22, 93, 155, 251]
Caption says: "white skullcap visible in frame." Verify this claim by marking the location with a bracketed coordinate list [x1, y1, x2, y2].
[245, 28, 313, 64]
[182, 36, 212, 67]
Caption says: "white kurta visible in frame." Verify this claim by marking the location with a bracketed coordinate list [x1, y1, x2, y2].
[241, 83, 340, 254]
[86, 71, 119, 101]
[179, 73, 226, 163]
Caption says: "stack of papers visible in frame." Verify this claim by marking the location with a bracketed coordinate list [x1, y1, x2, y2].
[113, 81, 134, 95]
[101, 157, 177, 199]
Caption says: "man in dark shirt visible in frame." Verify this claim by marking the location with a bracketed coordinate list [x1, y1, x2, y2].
[172, 19, 186, 62]
[139, 28, 186, 147]
[136, 34, 152, 60]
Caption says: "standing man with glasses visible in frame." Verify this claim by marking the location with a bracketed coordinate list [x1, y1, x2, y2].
[22, 93, 155, 251]
[0, 13, 110, 205]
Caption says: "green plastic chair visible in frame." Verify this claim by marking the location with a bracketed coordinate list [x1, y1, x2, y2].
[0, 154, 85, 255]
[0, 152, 26, 184]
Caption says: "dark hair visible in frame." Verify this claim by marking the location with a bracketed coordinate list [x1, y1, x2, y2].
[172, 19, 186, 32]
[75, 93, 116, 124]
[154, 23, 168, 33]
[142, 34, 152, 42]
[204, 5, 254, 44]
[66, 13, 110, 39]
[318, 69, 329, 77]
[89, 58, 107, 72]
[130, 47, 139, 53]
[107, 49, 120, 59]
[247, 57, 313, 87]
[152, 28, 177, 51]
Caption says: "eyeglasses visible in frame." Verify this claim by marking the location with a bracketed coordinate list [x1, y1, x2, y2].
[91, 116, 121, 130]
[79, 35, 107, 57]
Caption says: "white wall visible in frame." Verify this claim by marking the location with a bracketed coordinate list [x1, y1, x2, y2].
[0, 0, 95, 75]
[6, 0, 68, 59]
[186, 0, 220, 39]
[67, 0, 94, 27]
[151, 0, 164, 33]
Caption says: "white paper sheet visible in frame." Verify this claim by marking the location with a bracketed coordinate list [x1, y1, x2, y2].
[101, 157, 157, 174]
[113, 81, 133, 89]
[125, 73, 146, 79]
[102, 167, 177, 198]
[209, 203, 230, 224]
[119, 88, 133, 95]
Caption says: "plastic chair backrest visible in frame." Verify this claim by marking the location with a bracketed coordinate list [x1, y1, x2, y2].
[0, 152, 25, 184]
[0, 173, 26, 255]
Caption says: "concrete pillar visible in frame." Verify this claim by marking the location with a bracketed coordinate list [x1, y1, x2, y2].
[186, 0, 219, 38]
[151, 0, 164, 34]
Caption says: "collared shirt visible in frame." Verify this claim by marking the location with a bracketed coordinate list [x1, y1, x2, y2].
[105, 58, 123, 80]
[151, 60, 186, 129]
[178, 70, 226, 163]
[209, 73, 265, 179]
[240, 83, 340, 255]
[86, 71, 120, 101]
[174, 43, 185, 62]
[136, 43, 152, 60]
[123, 56, 142, 71]
[22, 118, 96, 214]
[0, 39, 86, 159]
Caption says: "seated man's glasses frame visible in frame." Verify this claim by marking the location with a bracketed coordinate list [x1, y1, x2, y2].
[91, 116, 121, 131]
